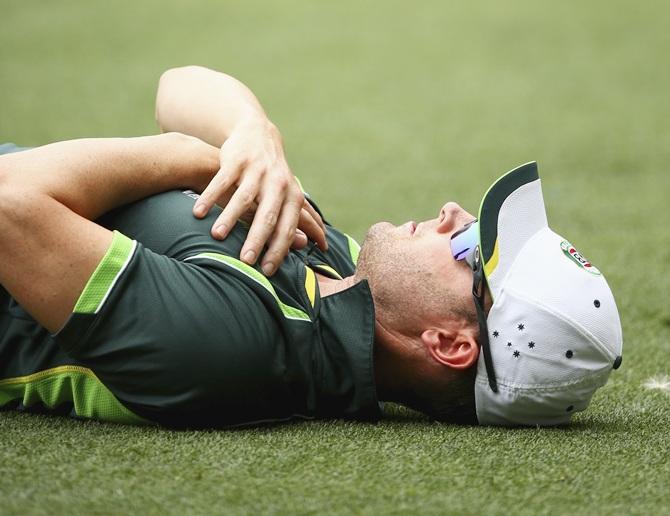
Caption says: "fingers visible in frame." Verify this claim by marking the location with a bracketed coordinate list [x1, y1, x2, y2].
[191, 126, 329, 275]
[258, 189, 304, 275]
[239, 176, 288, 267]
[211, 170, 262, 240]
[193, 158, 242, 219]
[195, 166, 328, 276]
[299, 201, 328, 251]
[302, 200, 326, 234]
[291, 229, 309, 249]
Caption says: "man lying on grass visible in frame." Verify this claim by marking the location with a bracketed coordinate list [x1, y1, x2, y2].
[0, 66, 623, 428]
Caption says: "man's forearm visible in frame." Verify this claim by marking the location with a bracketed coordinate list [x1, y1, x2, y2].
[155, 65, 270, 146]
[0, 133, 219, 220]
[0, 133, 219, 331]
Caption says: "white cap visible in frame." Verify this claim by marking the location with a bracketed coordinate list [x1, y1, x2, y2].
[474, 162, 623, 426]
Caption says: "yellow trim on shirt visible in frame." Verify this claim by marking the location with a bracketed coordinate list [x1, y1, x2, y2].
[304, 267, 317, 307]
[313, 264, 343, 280]
[0, 365, 148, 425]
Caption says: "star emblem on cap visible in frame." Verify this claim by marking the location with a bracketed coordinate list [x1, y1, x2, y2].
[492, 330, 499, 338]
[513, 350, 520, 358]
[517, 323, 525, 331]
[528, 341, 535, 349]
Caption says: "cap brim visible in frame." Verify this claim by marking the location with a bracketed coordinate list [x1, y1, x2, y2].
[477, 162, 548, 301]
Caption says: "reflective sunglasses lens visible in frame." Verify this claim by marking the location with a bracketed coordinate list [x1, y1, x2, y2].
[450, 220, 479, 261]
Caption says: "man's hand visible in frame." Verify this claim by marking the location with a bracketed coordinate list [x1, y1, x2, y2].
[192, 117, 327, 276]
[156, 66, 328, 276]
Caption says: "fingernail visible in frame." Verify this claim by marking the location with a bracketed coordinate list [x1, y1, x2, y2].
[194, 203, 207, 217]
[243, 250, 256, 263]
[214, 224, 228, 238]
[262, 262, 274, 275]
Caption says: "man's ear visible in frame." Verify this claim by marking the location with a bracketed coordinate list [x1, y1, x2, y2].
[420, 328, 479, 370]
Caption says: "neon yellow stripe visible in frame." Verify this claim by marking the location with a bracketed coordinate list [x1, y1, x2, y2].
[345, 234, 361, 266]
[484, 238, 500, 277]
[304, 267, 316, 307]
[0, 365, 148, 425]
[74, 231, 134, 314]
[313, 264, 343, 280]
[189, 253, 310, 321]
[0, 365, 91, 386]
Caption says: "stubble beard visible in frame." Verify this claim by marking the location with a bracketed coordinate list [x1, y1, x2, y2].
[356, 222, 461, 332]
[356, 223, 431, 331]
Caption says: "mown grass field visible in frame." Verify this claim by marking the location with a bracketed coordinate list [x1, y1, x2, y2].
[1, 1, 669, 514]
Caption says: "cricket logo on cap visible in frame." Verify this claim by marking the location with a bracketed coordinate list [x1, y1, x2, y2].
[560, 240, 601, 275]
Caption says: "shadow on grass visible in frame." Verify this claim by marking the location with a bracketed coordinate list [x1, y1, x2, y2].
[3, 394, 667, 436]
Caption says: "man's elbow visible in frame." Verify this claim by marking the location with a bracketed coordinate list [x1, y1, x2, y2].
[0, 154, 17, 196]
[156, 66, 198, 130]
[0, 157, 42, 219]
[157, 65, 209, 100]
[0, 173, 32, 236]
[161, 64, 206, 80]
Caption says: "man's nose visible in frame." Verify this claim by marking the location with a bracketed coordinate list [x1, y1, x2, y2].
[438, 202, 472, 233]
[440, 202, 465, 220]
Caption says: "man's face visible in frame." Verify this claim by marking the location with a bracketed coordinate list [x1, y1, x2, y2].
[356, 202, 477, 332]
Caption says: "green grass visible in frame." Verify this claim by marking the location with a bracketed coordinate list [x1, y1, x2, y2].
[1, 1, 669, 514]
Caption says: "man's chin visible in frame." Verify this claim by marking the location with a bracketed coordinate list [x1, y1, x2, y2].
[360, 222, 394, 250]
[355, 222, 395, 280]
[366, 221, 395, 236]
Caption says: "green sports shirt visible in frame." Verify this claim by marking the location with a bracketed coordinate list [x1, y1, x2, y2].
[0, 143, 381, 428]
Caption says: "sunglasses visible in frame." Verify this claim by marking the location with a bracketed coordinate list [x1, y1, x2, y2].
[449, 218, 498, 392]
[450, 219, 479, 265]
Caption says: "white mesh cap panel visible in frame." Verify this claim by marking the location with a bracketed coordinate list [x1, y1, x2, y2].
[485, 290, 614, 385]
[475, 289, 613, 425]
[486, 179, 548, 298]
[504, 228, 623, 360]
[475, 367, 606, 426]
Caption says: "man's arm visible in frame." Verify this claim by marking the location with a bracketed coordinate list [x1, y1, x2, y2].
[0, 133, 219, 332]
[156, 65, 263, 147]
[155, 65, 327, 276]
